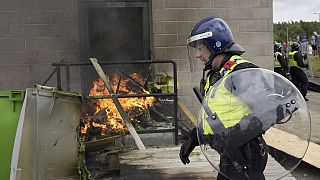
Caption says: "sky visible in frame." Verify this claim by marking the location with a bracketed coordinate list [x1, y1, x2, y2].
[273, 0, 320, 23]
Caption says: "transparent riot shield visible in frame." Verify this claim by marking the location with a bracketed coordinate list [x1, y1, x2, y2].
[196, 68, 310, 180]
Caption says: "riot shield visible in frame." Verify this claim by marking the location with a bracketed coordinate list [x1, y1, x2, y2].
[197, 68, 310, 180]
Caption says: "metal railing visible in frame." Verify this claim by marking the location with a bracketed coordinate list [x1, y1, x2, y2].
[50, 60, 179, 145]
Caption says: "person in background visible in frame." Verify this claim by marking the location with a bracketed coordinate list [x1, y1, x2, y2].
[282, 40, 287, 54]
[296, 36, 301, 45]
[311, 32, 318, 56]
[301, 36, 309, 62]
[288, 42, 309, 101]
[274, 43, 290, 79]
[308, 44, 313, 56]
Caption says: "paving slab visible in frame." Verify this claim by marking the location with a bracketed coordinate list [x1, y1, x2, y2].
[116, 83, 320, 180]
[119, 146, 298, 180]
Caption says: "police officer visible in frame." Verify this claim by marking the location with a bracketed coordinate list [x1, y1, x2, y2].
[288, 42, 309, 101]
[179, 17, 268, 180]
[274, 43, 290, 79]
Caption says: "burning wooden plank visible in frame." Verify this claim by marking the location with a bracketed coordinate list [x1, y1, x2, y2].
[90, 58, 146, 150]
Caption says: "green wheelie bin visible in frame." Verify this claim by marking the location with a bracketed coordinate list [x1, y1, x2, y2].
[0, 90, 25, 180]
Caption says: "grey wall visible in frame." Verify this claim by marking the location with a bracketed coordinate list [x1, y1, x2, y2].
[0, 0, 274, 116]
[151, 0, 274, 114]
[0, 0, 80, 90]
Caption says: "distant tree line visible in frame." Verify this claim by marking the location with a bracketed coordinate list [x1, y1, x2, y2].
[274, 21, 320, 43]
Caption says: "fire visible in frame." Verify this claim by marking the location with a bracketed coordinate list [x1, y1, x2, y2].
[81, 73, 155, 138]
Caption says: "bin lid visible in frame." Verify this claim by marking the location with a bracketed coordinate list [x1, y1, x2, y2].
[32, 84, 82, 97]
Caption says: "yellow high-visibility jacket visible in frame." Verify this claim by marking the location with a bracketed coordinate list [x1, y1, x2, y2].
[288, 51, 298, 67]
[201, 55, 252, 135]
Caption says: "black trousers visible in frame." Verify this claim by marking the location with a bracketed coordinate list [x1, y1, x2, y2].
[274, 67, 285, 77]
[290, 67, 309, 97]
[216, 137, 268, 180]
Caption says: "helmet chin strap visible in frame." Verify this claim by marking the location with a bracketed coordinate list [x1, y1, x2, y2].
[204, 53, 216, 71]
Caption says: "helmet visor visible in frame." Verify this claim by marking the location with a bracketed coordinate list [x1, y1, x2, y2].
[187, 42, 208, 72]
[187, 32, 213, 72]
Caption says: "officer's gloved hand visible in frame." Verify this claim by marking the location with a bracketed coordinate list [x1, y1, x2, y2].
[179, 139, 196, 164]
[305, 64, 309, 69]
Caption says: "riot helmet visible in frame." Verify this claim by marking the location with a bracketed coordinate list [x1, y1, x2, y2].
[187, 17, 245, 71]
[291, 42, 300, 51]
[274, 43, 282, 53]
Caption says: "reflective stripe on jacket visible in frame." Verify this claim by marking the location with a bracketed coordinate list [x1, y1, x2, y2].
[274, 52, 282, 68]
[204, 56, 250, 94]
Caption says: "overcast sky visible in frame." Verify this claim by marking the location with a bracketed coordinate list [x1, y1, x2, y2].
[273, 0, 320, 22]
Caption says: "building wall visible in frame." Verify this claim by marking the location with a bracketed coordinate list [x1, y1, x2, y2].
[151, 0, 274, 114]
[0, 0, 273, 116]
[0, 0, 80, 90]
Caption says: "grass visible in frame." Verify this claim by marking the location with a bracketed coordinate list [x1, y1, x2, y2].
[310, 56, 320, 77]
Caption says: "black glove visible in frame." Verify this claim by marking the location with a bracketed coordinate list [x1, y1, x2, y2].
[179, 139, 196, 164]
[305, 64, 309, 69]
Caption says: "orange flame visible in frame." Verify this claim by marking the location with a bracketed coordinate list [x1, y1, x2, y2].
[81, 73, 155, 137]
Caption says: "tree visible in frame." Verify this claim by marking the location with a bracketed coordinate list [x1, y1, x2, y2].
[274, 21, 319, 43]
